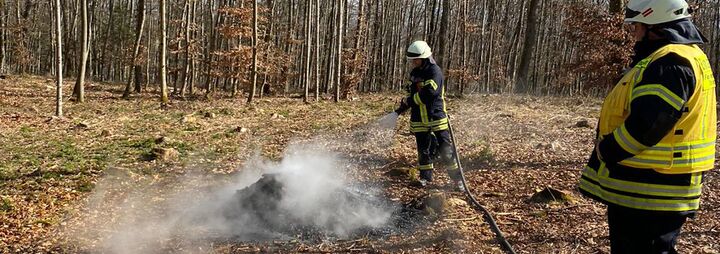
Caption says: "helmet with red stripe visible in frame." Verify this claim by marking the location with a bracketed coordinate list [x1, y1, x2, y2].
[625, 0, 692, 25]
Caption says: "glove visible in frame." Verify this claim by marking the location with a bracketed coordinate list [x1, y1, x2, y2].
[395, 98, 410, 114]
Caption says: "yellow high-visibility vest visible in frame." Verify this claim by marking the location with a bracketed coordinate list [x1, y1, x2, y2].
[579, 44, 715, 212]
[599, 44, 716, 174]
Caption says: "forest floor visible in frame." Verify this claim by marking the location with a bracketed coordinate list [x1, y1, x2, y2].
[1, 75, 719, 254]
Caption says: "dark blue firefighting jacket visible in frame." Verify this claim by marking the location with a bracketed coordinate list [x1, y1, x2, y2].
[404, 59, 449, 133]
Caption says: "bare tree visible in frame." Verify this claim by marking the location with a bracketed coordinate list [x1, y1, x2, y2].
[248, 0, 258, 103]
[123, 0, 146, 98]
[334, 0, 344, 102]
[314, 0, 320, 101]
[180, 0, 192, 97]
[0, 0, 6, 72]
[515, 0, 540, 93]
[303, 0, 312, 103]
[160, 0, 168, 105]
[54, 0, 63, 117]
[73, 0, 88, 103]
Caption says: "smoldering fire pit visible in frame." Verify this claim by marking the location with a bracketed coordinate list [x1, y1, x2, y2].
[220, 174, 435, 242]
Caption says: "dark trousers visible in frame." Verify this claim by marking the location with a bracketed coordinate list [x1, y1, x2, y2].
[607, 205, 688, 254]
[414, 130, 460, 181]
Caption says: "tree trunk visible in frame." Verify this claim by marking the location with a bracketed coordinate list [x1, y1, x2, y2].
[205, 0, 221, 96]
[175, 2, 189, 96]
[100, 0, 114, 81]
[314, 0, 320, 101]
[145, 12, 151, 90]
[54, 0, 63, 117]
[124, 0, 146, 98]
[283, 0, 294, 95]
[515, 0, 539, 94]
[261, 0, 276, 98]
[181, 0, 192, 97]
[160, 0, 169, 105]
[189, 0, 197, 95]
[73, 0, 88, 103]
[460, 0, 468, 95]
[248, 0, 258, 103]
[351, 0, 364, 92]
[437, 0, 450, 67]
[0, 0, 5, 73]
[324, 1, 337, 95]
[334, 0, 344, 102]
[303, 0, 312, 103]
[134, 0, 147, 93]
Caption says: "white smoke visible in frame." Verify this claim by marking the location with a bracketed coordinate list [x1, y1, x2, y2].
[70, 142, 393, 254]
[271, 145, 390, 235]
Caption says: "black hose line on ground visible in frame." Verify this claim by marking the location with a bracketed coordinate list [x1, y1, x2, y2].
[447, 115, 517, 254]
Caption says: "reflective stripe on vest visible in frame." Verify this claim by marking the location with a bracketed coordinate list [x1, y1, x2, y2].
[582, 165, 702, 197]
[579, 178, 700, 212]
[631, 84, 685, 110]
[579, 164, 703, 212]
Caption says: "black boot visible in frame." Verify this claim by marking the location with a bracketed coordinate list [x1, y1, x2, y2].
[417, 170, 433, 187]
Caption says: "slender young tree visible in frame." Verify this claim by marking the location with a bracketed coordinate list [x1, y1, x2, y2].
[124, 0, 146, 98]
[54, 0, 63, 117]
[314, 0, 320, 101]
[0, 0, 6, 72]
[100, 0, 115, 81]
[135, 0, 147, 93]
[72, 0, 88, 103]
[303, 0, 312, 102]
[180, 0, 192, 97]
[248, 0, 258, 103]
[334, 0, 344, 102]
[160, 0, 169, 105]
[188, 0, 197, 95]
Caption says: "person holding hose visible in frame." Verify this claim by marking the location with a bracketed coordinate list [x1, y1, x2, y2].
[578, 0, 716, 253]
[394, 40, 463, 189]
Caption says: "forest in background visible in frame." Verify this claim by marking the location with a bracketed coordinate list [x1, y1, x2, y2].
[0, 0, 719, 104]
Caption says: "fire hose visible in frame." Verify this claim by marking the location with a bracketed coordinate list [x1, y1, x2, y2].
[447, 114, 517, 254]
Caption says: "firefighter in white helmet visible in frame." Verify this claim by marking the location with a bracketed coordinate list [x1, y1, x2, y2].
[395, 41, 462, 189]
[578, 0, 716, 252]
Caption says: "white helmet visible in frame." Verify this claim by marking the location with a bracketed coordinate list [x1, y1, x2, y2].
[625, 0, 692, 25]
[406, 41, 432, 59]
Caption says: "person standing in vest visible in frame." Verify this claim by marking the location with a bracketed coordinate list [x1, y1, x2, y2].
[578, 0, 716, 253]
[394, 41, 463, 189]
